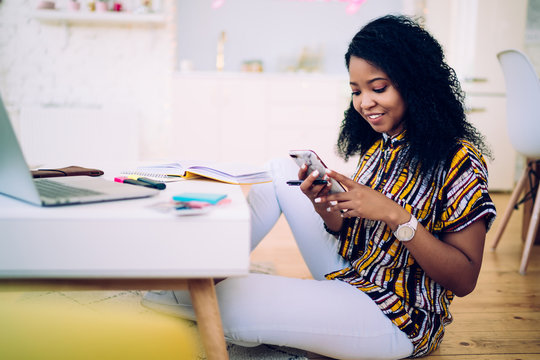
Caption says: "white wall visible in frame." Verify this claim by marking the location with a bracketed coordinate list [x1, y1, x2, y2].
[0, 0, 412, 168]
[0, 0, 175, 166]
[176, 0, 404, 74]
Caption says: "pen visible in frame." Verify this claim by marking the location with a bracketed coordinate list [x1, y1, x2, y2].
[126, 175, 166, 190]
[114, 177, 163, 189]
[286, 179, 328, 186]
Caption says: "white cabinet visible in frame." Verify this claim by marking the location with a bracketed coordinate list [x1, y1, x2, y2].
[170, 72, 353, 174]
[465, 95, 515, 191]
[425, 0, 528, 93]
[169, 70, 519, 189]
[451, 0, 527, 93]
[423, 0, 528, 191]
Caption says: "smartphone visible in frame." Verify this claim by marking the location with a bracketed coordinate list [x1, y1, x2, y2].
[288, 150, 345, 194]
[286, 179, 328, 186]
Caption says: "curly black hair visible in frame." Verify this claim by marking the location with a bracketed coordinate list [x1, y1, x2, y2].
[337, 14, 490, 171]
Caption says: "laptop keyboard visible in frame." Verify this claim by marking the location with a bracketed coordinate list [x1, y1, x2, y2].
[35, 179, 103, 198]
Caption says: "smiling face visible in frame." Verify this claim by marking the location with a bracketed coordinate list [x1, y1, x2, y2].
[348, 56, 406, 136]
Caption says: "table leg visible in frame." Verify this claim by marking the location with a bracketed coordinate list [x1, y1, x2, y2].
[188, 278, 228, 360]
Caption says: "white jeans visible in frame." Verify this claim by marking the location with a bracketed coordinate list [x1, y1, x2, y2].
[191, 158, 413, 359]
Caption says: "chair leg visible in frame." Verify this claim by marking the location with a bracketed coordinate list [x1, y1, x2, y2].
[519, 181, 540, 275]
[491, 166, 529, 250]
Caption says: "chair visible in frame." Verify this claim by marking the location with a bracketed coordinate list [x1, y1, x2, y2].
[491, 49, 540, 275]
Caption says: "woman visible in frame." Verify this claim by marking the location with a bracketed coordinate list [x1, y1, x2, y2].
[143, 15, 496, 359]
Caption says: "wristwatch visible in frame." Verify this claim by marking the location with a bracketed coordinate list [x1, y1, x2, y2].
[394, 214, 418, 242]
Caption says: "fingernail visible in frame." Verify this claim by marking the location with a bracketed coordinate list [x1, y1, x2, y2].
[326, 169, 333, 175]
[311, 170, 319, 177]
[314, 197, 321, 203]
[301, 163, 307, 170]
[326, 207, 331, 212]
[329, 200, 337, 206]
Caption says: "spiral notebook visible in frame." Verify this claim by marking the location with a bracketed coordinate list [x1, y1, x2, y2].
[121, 161, 272, 185]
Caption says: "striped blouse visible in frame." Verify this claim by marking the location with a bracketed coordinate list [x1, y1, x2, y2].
[325, 131, 496, 358]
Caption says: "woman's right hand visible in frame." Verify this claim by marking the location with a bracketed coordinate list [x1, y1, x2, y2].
[298, 164, 343, 233]
[298, 164, 332, 207]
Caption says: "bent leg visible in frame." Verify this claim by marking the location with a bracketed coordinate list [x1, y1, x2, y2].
[217, 274, 413, 360]
[248, 158, 349, 279]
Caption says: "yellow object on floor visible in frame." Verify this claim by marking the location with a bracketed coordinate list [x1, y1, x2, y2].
[0, 301, 197, 360]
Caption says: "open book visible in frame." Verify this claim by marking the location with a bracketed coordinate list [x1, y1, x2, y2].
[122, 161, 272, 185]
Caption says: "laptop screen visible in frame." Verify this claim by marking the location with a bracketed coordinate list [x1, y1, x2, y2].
[0, 92, 43, 205]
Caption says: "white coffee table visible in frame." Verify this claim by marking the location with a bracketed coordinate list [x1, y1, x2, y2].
[0, 179, 251, 360]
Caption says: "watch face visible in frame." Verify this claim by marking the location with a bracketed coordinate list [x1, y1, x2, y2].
[397, 226, 414, 241]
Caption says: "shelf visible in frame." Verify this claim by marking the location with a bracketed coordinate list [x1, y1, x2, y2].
[32, 9, 166, 25]
[174, 71, 349, 81]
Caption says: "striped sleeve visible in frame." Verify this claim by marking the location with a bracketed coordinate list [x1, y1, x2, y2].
[434, 141, 497, 233]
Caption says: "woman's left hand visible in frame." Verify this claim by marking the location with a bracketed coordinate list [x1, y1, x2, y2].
[317, 169, 409, 228]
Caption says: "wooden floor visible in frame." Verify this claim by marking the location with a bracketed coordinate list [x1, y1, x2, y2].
[249, 192, 540, 360]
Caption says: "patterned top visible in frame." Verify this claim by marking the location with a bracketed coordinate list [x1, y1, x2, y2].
[325, 131, 496, 358]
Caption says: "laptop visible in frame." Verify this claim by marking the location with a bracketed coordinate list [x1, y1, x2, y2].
[0, 92, 158, 206]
